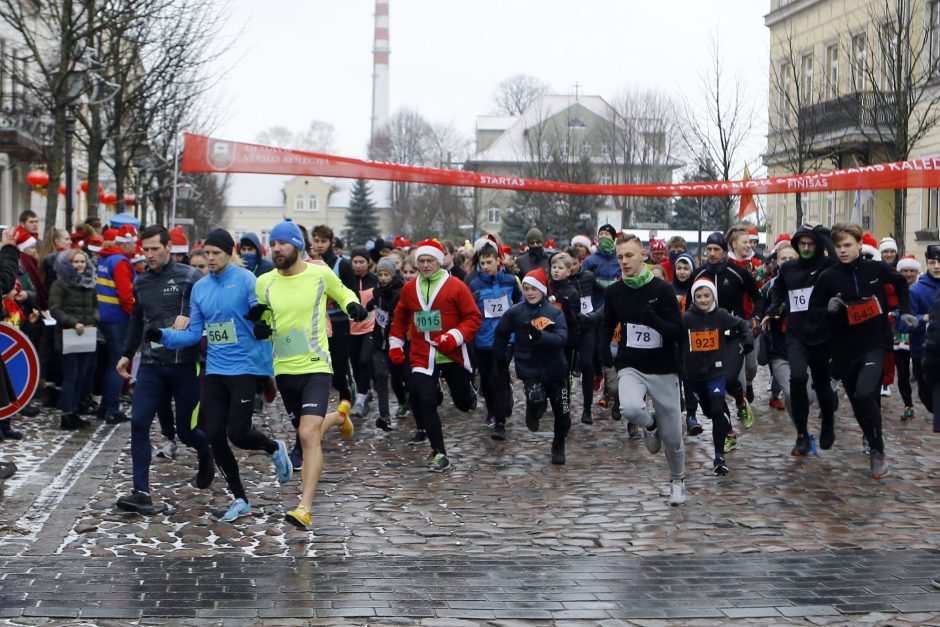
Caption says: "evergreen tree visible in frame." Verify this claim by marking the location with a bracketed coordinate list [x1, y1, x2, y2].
[343, 179, 380, 247]
[670, 159, 729, 232]
[499, 206, 533, 251]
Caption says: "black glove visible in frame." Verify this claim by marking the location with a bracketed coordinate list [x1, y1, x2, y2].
[252, 319, 273, 340]
[526, 322, 542, 341]
[145, 328, 162, 342]
[347, 302, 368, 322]
[366, 299, 376, 312]
[244, 303, 270, 322]
[741, 341, 754, 355]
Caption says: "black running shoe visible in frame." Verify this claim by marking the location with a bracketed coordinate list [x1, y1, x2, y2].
[713, 456, 729, 476]
[19, 403, 39, 417]
[492, 424, 506, 441]
[0, 460, 17, 480]
[375, 416, 392, 431]
[791, 433, 811, 456]
[551, 438, 566, 465]
[581, 409, 593, 425]
[116, 491, 157, 515]
[408, 430, 427, 445]
[819, 419, 835, 450]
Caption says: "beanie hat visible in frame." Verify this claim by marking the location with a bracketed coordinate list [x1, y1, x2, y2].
[269, 218, 305, 250]
[103, 227, 119, 242]
[414, 239, 445, 265]
[376, 256, 397, 274]
[691, 277, 718, 311]
[203, 228, 235, 254]
[862, 233, 880, 258]
[522, 268, 549, 296]
[86, 236, 103, 253]
[897, 255, 921, 272]
[571, 234, 592, 249]
[350, 248, 370, 262]
[14, 230, 36, 251]
[598, 224, 617, 239]
[169, 226, 189, 254]
[115, 225, 138, 243]
[879, 236, 898, 254]
[525, 227, 544, 245]
[649, 238, 666, 252]
[706, 231, 728, 251]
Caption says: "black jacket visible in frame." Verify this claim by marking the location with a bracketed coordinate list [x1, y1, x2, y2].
[692, 259, 763, 319]
[368, 274, 404, 351]
[600, 277, 683, 375]
[682, 304, 752, 382]
[493, 297, 568, 383]
[549, 277, 580, 347]
[759, 279, 787, 362]
[570, 268, 605, 328]
[515, 247, 550, 276]
[321, 249, 357, 321]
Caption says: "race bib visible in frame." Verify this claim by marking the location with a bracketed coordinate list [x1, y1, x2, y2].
[580, 296, 594, 314]
[847, 297, 882, 325]
[483, 295, 509, 318]
[374, 307, 389, 329]
[625, 323, 662, 349]
[788, 287, 813, 313]
[273, 327, 311, 358]
[414, 310, 442, 333]
[206, 320, 237, 345]
[530, 316, 555, 331]
[689, 329, 719, 352]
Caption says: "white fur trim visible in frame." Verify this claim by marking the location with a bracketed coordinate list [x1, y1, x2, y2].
[571, 235, 592, 249]
[449, 328, 464, 347]
[862, 244, 880, 258]
[522, 276, 547, 295]
[414, 245, 444, 265]
[171, 244, 189, 254]
[389, 336, 404, 350]
[897, 257, 922, 272]
[17, 236, 36, 251]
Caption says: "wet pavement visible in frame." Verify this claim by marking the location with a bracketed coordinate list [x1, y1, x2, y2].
[1, 368, 940, 624]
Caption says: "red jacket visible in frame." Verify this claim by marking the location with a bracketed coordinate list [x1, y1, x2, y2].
[389, 273, 482, 374]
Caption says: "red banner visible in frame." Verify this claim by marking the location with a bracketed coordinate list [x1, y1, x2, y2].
[182, 133, 940, 198]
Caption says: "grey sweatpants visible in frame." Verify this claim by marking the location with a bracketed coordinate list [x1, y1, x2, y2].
[617, 368, 685, 481]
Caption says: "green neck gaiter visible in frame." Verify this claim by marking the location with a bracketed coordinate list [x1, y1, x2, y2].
[622, 265, 654, 289]
[799, 248, 814, 260]
[598, 237, 615, 254]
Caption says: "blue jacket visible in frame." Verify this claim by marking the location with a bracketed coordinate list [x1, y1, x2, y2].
[583, 249, 620, 294]
[469, 269, 521, 349]
[904, 272, 940, 358]
[239, 232, 275, 277]
[159, 263, 273, 376]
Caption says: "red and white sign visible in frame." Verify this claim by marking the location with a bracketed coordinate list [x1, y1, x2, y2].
[0, 323, 39, 419]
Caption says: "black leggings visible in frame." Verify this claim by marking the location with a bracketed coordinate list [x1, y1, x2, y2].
[840, 349, 886, 454]
[786, 337, 837, 436]
[689, 379, 731, 460]
[373, 350, 406, 417]
[524, 378, 571, 439]
[201, 374, 278, 502]
[328, 318, 352, 400]
[410, 363, 476, 456]
[349, 333, 373, 395]
[474, 347, 512, 424]
[894, 350, 914, 407]
[575, 328, 597, 413]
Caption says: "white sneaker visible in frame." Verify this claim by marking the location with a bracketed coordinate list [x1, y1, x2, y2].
[880, 385, 891, 398]
[668, 480, 687, 506]
[156, 439, 177, 460]
[642, 413, 661, 454]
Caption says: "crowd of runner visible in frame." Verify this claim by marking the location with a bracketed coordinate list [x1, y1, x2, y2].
[0, 211, 936, 527]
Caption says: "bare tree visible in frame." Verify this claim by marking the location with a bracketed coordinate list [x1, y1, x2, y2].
[256, 120, 336, 153]
[842, 0, 940, 251]
[491, 74, 549, 116]
[683, 37, 754, 231]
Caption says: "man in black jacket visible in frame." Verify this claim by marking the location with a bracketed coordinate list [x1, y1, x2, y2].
[515, 227, 551, 275]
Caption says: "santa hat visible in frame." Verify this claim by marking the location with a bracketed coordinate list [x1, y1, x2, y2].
[879, 236, 898, 254]
[522, 268, 549, 296]
[862, 233, 880, 258]
[747, 226, 759, 239]
[773, 233, 792, 252]
[691, 277, 718, 310]
[69, 231, 86, 249]
[473, 234, 500, 255]
[571, 234, 592, 249]
[15, 230, 36, 251]
[131, 246, 146, 264]
[897, 255, 921, 272]
[115, 225, 138, 243]
[544, 239, 556, 251]
[414, 239, 445, 265]
[169, 226, 189, 254]
[103, 227, 119, 242]
[86, 236, 103, 253]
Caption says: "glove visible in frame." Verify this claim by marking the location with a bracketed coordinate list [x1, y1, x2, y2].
[527, 322, 542, 341]
[145, 328, 162, 342]
[436, 331, 458, 353]
[366, 299, 376, 312]
[827, 296, 846, 315]
[244, 303, 270, 322]
[389, 346, 405, 364]
[347, 302, 368, 322]
[901, 313, 919, 330]
[741, 341, 754, 355]
[252, 319, 273, 340]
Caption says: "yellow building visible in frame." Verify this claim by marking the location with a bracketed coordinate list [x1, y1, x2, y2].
[765, 0, 940, 255]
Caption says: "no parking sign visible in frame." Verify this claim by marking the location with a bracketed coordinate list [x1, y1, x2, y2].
[0, 322, 39, 419]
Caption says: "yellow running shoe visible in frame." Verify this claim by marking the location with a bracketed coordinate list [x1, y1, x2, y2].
[285, 504, 311, 529]
[337, 399, 354, 440]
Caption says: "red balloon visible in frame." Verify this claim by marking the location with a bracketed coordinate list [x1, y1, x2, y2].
[26, 170, 49, 188]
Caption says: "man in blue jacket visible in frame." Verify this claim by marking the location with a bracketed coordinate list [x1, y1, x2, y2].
[153, 228, 292, 522]
[583, 224, 621, 290]
[905, 244, 940, 414]
[239, 233, 275, 277]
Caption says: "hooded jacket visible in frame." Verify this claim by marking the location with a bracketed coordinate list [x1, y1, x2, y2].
[682, 299, 752, 382]
[583, 249, 620, 290]
[903, 271, 940, 358]
[469, 268, 521, 350]
[48, 251, 98, 353]
[671, 253, 696, 313]
[159, 262, 273, 376]
[368, 272, 404, 350]
[767, 224, 837, 345]
[239, 233, 275, 277]
[493, 295, 568, 382]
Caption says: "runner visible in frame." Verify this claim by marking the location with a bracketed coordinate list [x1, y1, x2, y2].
[671, 252, 703, 436]
[907, 245, 940, 416]
[809, 223, 914, 479]
[368, 256, 408, 431]
[389, 239, 482, 472]
[601, 234, 687, 506]
[567, 246, 604, 425]
[348, 248, 378, 418]
[152, 228, 293, 522]
[255, 219, 367, 529]
[114, 225, 214, 515]
[891, 255, 921, 420]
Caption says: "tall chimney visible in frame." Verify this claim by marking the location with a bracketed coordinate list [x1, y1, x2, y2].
[370, 0, 390, 153]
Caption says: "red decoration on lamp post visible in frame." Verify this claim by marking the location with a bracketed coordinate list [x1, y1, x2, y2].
[26, 170, 49, 189]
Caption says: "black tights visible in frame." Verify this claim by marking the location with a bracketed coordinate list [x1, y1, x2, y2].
[410, 363, 476, 455]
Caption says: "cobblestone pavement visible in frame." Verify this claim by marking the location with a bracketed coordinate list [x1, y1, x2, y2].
[1, 369, 940, 624]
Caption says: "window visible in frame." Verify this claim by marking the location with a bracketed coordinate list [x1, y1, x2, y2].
[777, 62, 791, 128]
[568, 118, 586, 130]
[561, 140, 570, 157]
[931, 1, 940, 74]
[487, 206, 500, 224]
[852, 33, 867, 91]
[826, 44, 840, 98]
[581, 142, 592, 156]
[261, 229, 271, 248]
[929, 188, 940, 230]
[601, 143, 611, 158]
[308, 194, 318, 211]
[295, 194, 305, 210]
[881, 23, 897, 90]
[801, 54, 814, 100]
[826, 191, 836, 225]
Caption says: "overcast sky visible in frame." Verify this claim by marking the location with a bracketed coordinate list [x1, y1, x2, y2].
[211, 1, 770, 191]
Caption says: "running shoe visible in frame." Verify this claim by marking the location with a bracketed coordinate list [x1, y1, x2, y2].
[155, 439, 178, 460]
[598, 394, 610, 409]
[713, 457, 729, 476]
[0, 422, 22, 440]
[611, 406, 622, 421]
[271, 440, 293, 484]
[686, 416, 703, 436]
[627, 422, 641, 439]
[819, 419, 835, 450]
[870, 450, 889, 479]
[581, 409, 593, 425]
[737, 402, 755, 429]
[105, 411, 129, 425]
[791, 433, 811, 457]
[933, 575, 940, 590]
[643, 416, 662, 455]
[395, 404, 409, 419]
[289, 443, 303, 471]
[880, 384, 892, 397]
[551, 438, 565, 465]
[351, 395, 370, 418]
[116, 491, 157, 515]
[18, 403, 39, 417]
[219, 498, 252, 522]
[429, 453, 450, 472]
[492, 424, 506, 441]
[808, 435, 818, 457]
[482, 415, 495, 428]
[862, 436, 871, 456]
[769, 397, 786, 411]
[0, 460, 16, 480]
[668, 479, 687, 506]
[285, 504, 311, 529]
[375, 415, 393, 431]
[408, 430, 427, 445]
[724, 433, 738, 453]
[337, 399, 354, 440]
[902, 407, 915, 421]
[525, 412, 540, 432]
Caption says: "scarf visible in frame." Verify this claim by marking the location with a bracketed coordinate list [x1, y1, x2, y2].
[622, 264, 653, 289]
[597, 237, 615, 254]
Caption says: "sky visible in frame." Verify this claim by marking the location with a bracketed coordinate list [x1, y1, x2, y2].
[210, 1, 771, 201]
